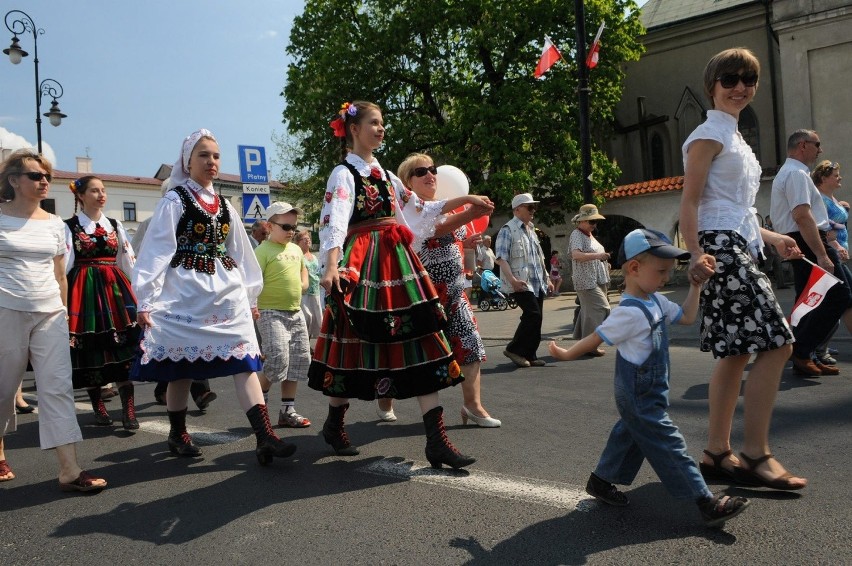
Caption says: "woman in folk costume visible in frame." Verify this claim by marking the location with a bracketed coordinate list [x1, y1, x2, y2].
[307, 101, 493, 469]
[132, 129, 295, 465]
[65, 176, 141, 431]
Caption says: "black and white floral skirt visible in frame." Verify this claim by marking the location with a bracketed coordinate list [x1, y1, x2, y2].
[698, 230, 794, 358]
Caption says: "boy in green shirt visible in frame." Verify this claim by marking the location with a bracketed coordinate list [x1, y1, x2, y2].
[254, 202, 312, 427]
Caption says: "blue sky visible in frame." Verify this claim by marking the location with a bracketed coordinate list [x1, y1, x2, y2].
[0, 1, 304, 177]
[1, 1, 647, 179]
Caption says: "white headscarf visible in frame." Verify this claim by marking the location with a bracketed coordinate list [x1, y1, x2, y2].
[167, 128, 217, 189]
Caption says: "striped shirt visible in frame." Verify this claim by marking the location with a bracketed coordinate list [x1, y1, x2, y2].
[0, 212, 65, 312]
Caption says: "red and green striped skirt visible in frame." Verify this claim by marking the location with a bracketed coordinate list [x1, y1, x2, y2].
[308, 222, 464, 400]
[67, 258, 140, 388]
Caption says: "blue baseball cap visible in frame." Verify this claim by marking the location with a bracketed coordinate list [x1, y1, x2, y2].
[617, 228, 689, 267]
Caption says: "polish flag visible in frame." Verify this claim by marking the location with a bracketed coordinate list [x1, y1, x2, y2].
[789, 263, 840, 326]
[534, 36, 561, 79]
[586, 22, 605, 69]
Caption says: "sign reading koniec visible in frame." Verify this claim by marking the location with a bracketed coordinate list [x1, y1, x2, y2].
[238, 145, 270, 221]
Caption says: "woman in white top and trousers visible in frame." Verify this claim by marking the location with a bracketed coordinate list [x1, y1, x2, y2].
[0, 150, 107, 492]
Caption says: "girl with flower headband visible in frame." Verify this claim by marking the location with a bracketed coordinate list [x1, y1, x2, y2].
[131, 129, 296, 465]
[64, 175, 140, 431]
[309, 100, 494, 469]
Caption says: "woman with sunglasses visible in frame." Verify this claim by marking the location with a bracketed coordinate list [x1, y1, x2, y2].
[569, 204, 610, 356]
[679, 48, 807, 490]
[386, 152, 499, 428]
[308, 101, 493, 468]
[65, 175, 141, 431]
[132, 130, 296, 465]
[0, 150, 107, 492]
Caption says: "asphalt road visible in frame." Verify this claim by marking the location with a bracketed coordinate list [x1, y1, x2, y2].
[2, 285, 851, 565]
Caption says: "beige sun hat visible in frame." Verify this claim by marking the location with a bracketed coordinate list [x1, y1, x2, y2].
[572, 204, 606, 223]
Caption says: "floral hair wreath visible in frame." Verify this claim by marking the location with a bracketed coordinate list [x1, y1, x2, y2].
[68, 178, 85, 195]
[329, 101, 358, 138]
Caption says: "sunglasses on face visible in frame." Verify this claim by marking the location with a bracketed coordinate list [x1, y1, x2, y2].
[716, 72, 758, 89]
[586, 220, 598, 225]
[412, 165, 438, 177]
[269, 221, 297, 231]
[524, 204, 537, 212]
[803, 140, 821, 148]
[20, 171, 52, 182]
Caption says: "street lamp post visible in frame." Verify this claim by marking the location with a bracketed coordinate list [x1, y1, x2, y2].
[4, 9, 67, 155]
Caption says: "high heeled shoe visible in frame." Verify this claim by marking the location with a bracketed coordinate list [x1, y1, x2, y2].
[461, 406, 501, 428]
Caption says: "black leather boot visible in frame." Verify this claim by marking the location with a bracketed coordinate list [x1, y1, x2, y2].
[246, 404, 296, 465]
[322, 403, 359, 456]
[118, 383, 139, 431]
[423, 406, 475, 470]
[167, 408, 202, 457]
[87, 387, 113, 426]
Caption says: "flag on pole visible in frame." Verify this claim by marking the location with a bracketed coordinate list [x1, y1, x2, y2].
[789, 263, 840, 327]
[534, 36, 561, 79]
[586, 22, 605, 69]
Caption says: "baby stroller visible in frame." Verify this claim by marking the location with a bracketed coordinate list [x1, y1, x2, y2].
[477, 269, 517, 311]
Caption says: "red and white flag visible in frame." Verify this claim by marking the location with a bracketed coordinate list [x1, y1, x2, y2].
[789, 263, 840, 326]
[534, 36, 561, 79]
[586, 22, 605, 69]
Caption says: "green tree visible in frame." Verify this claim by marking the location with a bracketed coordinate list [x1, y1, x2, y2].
[282, 0, 644, 225]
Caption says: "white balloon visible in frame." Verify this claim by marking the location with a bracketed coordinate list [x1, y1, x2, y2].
[435, 165, 469, 200]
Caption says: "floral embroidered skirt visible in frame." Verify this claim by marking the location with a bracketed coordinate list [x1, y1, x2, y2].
[698, 230, 794, 358]
[308, 224, 463, 400]
[67, 260, 141, 388]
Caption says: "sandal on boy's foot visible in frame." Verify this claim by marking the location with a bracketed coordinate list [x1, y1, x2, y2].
[278, 410, 311, 428]
[698, 493, 750, 528]
[59, 471, 107, 493]
[585, 473, 630, 507]
[0, 460, 15, 482]
[699, 449, 745, 483]
[734, 453, 807, 491]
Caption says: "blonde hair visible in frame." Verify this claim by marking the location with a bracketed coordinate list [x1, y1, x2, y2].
[397, 152, 433, 186]
[812, 160, 840, 187]
[0, 150, 53, 201]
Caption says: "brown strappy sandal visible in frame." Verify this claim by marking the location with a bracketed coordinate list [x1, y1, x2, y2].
[699, 449, 742, 482]
[734, 452, 807, 491]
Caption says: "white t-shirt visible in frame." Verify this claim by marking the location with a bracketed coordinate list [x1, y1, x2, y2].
[0, 212, 66, 312]
[770, 157, 831, 235]
[595, 292, 683, 365]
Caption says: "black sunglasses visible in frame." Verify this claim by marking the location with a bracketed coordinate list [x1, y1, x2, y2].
[524, 204, 537, 211]
[412, 165, 438, 177]
[587, 220, 598, 225]
[269, 221, 297, 231]
[716, 72, 758, 89]
[20, 171, 52, 182]
[803, 140, 821, 148]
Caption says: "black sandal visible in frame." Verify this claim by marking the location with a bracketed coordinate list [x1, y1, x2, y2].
[698, 493, 750, 528]
[699, 449, 740, 482]
[734, 453, 807, 491]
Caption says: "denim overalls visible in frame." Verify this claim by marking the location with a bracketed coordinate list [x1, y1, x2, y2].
[594, 295, 711, 500]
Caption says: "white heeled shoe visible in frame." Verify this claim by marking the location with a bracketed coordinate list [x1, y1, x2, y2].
[376, 401, 397, 422]
[461, 406, 501, 428]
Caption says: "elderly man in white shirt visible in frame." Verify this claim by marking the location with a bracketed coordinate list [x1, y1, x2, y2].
[770, 129, 852, 376]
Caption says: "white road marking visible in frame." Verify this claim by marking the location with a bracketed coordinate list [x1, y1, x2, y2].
[66, 400, 249, 445]
[358, 458, 595, 511]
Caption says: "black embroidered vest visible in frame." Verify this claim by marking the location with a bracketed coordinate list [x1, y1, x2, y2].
[65, 215, 120, 261]
[169, 186, 237, 274]
[341, 162, 395, 226]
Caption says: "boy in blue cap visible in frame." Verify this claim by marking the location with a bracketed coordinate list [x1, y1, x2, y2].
[549, 228, 749, 528]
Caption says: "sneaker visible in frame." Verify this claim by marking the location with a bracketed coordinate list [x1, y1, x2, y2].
[817, 352, 837, 366]
[585, 473, 629, 507]
[278, 410, 311, 428]
[377, 403, 397, 422]
[697, 493, 750, 528]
